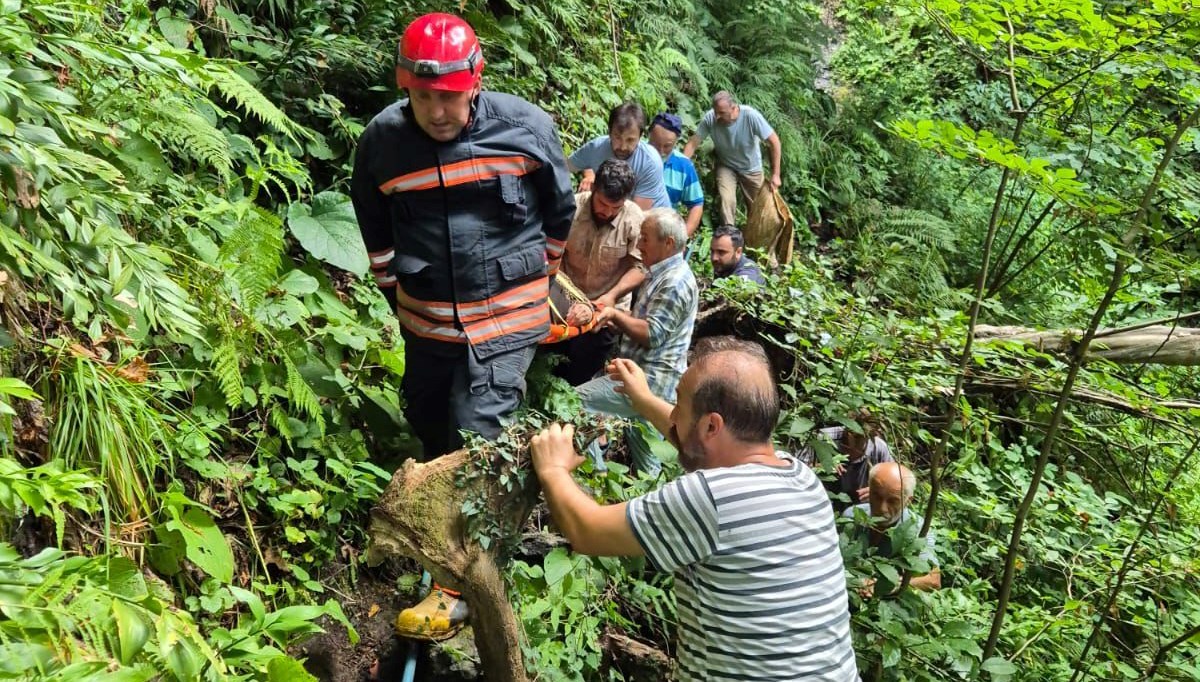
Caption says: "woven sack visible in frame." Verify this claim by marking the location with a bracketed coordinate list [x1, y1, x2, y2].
[744, 185, 795, 265]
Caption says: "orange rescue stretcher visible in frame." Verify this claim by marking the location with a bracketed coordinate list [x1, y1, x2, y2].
[542, 271, 601, 343]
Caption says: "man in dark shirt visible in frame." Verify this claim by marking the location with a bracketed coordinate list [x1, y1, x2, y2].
[710, 225, 766, 285]
[801, 409, 894, 513]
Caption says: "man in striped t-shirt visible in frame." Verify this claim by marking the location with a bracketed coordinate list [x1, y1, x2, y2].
[531, 337, 858, 681]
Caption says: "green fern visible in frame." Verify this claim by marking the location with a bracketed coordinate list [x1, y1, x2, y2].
[200, 63, 308, 143]
[284, 357, 324, 435]
[211, 339, 244, 410]
[218, 204, 282, 312]
[142, 96, 234, 178]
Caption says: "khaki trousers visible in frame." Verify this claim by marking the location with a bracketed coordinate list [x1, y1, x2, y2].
[715, 165, 764, 226]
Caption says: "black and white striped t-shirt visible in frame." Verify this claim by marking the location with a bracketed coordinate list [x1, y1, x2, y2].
[626, 453, 859, 681]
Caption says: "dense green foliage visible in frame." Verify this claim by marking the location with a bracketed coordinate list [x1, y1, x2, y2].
[0, 0, 1198, 679]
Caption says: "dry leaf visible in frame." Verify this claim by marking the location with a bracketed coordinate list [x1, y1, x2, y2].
[115, 356, 152, 383]
[367, 603, 381, 618]
[67, 343, 98, 360]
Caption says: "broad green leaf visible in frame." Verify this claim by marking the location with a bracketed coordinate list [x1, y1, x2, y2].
[277, 269, 320, 296]
[544, 548, 573, 587]
[229, 585, 266, 626]
[287, 192, 368, 275]
[981, 657, 1018, 678]
[267, 656, 318, 682]
[0, 642, 54, 674]
[106, 556, 149, 601]
[165, 508, 234, 584]
[112, 598, 151, 664]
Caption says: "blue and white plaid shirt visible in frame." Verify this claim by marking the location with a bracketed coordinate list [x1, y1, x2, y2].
[618, 253, 698, 401]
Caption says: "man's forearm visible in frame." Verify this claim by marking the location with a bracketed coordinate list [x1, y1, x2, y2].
[769, 135, 782, 178]
[603, 265, 646, 302]
[611, 309, 650, 347]
[909, 569, 941, 591]
[685, 205, 703, 237]
[539, 467, 599, 550]
[683, 134, 700, 159]
[628, 390, 673, 436]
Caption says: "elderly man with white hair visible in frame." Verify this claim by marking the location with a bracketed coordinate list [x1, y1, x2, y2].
[843, 462, 941, 597]
[577, 208, 698, 473]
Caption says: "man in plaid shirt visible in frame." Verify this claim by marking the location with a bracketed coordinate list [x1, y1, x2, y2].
[578, 207, 698, 473]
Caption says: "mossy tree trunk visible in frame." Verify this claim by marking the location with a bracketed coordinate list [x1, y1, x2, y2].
[366, 448, 539, 682]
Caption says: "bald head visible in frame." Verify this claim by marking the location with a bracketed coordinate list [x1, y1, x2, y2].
[689, 339, 778, 444]
[868, 462, 916, 527]
[870, 462, 915, 498]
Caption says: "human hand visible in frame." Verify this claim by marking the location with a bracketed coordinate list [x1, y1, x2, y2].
[565, 303, 593, 326]
[579, 170, 595, 193]
[834, 462, 846, 477]
[770, 173, 782, 190]
[531, 423, 584, 478]
[592, 293, 617, 312]
[856, 486, 870, 502]
[607, 358, 651, 404]
[858, 578, 876, 599]
[592, 305, 617, 328]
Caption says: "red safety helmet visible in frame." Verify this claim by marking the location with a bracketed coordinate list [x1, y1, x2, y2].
[396, 13, 484, 92]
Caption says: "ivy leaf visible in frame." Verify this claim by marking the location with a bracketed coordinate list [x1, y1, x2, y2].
[287, 192, 368, 276]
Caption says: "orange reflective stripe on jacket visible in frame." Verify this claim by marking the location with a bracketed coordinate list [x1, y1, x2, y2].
[395, 279, 550, 344]
[380, 156, 543, 194]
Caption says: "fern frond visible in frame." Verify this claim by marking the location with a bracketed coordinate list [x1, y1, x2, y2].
[143, 97, 233, 178]
[218, 205, 282, 312]
[880, 207, 959, 252]
[200, 63, 309, 143]
[284, 357, 324, 435]
[211, 341, 244, 409]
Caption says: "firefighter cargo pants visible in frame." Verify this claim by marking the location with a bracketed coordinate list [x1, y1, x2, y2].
[400, 342, 537, 460]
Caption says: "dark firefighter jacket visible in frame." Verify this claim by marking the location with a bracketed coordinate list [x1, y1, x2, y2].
[351, 91, 576, 359]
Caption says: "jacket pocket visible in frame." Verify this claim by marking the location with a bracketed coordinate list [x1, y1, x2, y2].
[499, 174, 528, 225]
[498, 244, 546, 282]
[393, 254, 432, 289]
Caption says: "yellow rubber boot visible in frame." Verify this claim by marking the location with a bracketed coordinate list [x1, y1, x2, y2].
[395, 584, 468, 641]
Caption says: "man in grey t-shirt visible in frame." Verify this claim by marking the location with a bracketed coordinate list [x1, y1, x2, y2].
[569, 102, 671, 210]
[684, 91, 783, 226]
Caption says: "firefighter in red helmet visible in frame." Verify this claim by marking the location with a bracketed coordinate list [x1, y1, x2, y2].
[351, 13, 575, 640]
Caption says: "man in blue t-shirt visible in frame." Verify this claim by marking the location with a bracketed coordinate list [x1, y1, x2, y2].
[647, 112, 704, 238]
[684, 91, 782, 226]
[568, 103, 671, 210]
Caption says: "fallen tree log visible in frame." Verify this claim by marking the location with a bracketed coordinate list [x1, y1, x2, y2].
[975, 324, 1200, 365]
[365, 420, 607, 682]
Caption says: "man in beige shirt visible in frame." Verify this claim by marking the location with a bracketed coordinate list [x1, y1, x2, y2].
[555, 159, 646, 385]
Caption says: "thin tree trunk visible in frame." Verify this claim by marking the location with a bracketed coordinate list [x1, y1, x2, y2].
[981, 103, 1200, 661]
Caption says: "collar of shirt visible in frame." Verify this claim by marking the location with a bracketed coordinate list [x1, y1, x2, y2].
[648, 253, 685, 280]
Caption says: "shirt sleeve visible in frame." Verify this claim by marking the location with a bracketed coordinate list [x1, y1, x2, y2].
[749, 108, 775, 140]
[695, 110, 713, 141]
[567, 137, 605, 173]
[680, 161, 704, 207]
[868, 438, 894, 465]
[625, 205, 644, 262]
[350, 123, 398, 308]
[533, 124, 577, 278]
[632, 148, 666, 204]
[626, 472, 719, 573]
[643, 272, 696, 349]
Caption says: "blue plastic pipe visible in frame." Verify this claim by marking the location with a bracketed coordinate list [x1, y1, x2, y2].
[401, 571, 432, 682]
